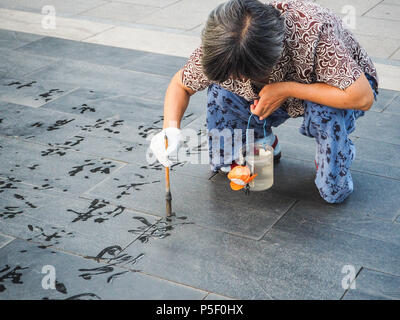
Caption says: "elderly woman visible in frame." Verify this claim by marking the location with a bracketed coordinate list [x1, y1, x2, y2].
[150, 0, 378, 203]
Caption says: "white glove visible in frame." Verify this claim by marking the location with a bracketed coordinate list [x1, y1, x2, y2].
[149, 127, 182, 167]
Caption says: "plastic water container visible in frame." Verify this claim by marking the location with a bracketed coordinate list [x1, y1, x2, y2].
[239, 142, 274, 191]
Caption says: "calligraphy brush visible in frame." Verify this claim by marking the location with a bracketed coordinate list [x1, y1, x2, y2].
[164, 134, 172, 217]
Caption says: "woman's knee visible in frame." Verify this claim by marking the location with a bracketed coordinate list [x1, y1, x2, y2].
[317, 179, 354, 204]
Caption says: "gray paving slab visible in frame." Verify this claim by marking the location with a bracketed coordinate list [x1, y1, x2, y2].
[0, 239, 206, 300]
[42, 93, 192, 127]
[0, 49, 58, 79]
[107, 0, 179, 8]
[121, 221, 352, 299]
[0, 78, 77, 108]
[27, 59, 171, 101]
[0, 177, 60, 215]
[365, 3, 400, 21]
[352, 138, 400, 180]
[343, 268, 400, 300]
[212, 157, 400, 221]
[262, 211, 400, 277]
[0, 196, 162, 260]
[0, 176, 164, 257]
[121, 52, 187, 77]
[0, 212, 103, 255]
[79, 2, 155, 24]
[0, 30, 44, 50]
[0, 102, 93, 144]
[354, 34, 400, 60]
[45, 132, 148, 163]
[17, 36, 149, 68]
[0, 177, 159, 235]
[134, 0, 225, 30]
[278, 200, 400, 246]
[350, 16, 400, 40]
[85, 162, 296, 240]
[0, 0, 109, 16]
[384, 93, 400, 115]
[350, 111, 400, 145]
[185, 90, 208, 116]
[0, 136, 125, 196]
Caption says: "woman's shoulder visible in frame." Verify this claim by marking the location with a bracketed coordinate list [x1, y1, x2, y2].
[271, 0, 338, 34]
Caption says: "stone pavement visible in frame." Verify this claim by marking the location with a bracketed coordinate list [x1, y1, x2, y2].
[0, 1, 399, 300]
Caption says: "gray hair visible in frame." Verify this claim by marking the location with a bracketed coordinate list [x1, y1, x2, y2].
[201, 0, 284, 82]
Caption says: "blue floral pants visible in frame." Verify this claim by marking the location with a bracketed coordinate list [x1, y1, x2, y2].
[206, 75, 378, 203]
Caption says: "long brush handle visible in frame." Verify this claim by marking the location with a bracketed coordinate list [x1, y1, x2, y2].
[164, 135, 172, 216]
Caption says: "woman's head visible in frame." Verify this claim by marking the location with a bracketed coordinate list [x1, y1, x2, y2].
[201, 0, 284, 82]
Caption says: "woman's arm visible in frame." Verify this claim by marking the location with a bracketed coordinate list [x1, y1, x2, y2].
[286, 73, 375, 111]
[253, 73, 375, 120]
[163, 69, 195, 129]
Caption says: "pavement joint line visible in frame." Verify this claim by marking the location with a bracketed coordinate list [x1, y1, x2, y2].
[80, 25, 116, 42]
[280, 152, 400, 182]
[0, 173, 52, 191]
[76, 191, 296, 243]
[7, 55, 61, 79]
[284, 206, 400, 245]
[257, 200, 299, 241]
[77, 193, 167, 218]
[248, 275, 274, 300]
[362, 266, 400, 278]
[77, 191, 269, 241]
[74, 1, 114, 17]
[110, 0, 164, 9]
[0, 133, 132, 166]
[388, 47, 400, 61]
[11, 36, 46, 51]
[0, 234, 16, 249]
[79, 162, 128, 196]
[163, 0, 185, 10]
[372, 57, 400, 67]
[112, 217, 166, 259]
[2, 234, 138, 267]
[381, 91, 400, 112]
[77, 193, 171, 221]
[339, 266, 363, 300]
[134, 268, 237, 299]
[79, 250, 214, 297]
[34, 86, 83, 107]
[361, 0, 385, 17]
[0, 235, 17, 250]
[0, 172, 168, 220]
[34, 86, 81, 108]
[186, 23, 203, 32]
[0, 205, 152, 258]
[26, 56, 173, 80]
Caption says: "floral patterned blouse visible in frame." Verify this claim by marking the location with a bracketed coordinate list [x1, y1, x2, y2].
[182, 0, 378, 118]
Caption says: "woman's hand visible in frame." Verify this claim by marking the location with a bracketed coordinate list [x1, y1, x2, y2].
[250, 82, 290, 120]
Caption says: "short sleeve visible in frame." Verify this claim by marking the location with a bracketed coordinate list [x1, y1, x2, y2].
[314, 23, 363, 90]
[181, 46, 211, 92]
